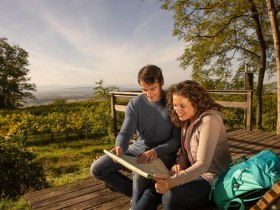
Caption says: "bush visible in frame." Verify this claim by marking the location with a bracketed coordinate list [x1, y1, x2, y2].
[0, 142, 48, 200]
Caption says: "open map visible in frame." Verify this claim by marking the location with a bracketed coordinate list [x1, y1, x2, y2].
[103, 149, 170, 179]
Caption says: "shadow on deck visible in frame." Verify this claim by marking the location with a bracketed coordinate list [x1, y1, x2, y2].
[23, 129, 280, 210]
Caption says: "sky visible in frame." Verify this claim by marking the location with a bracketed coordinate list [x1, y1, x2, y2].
[0, 0, 191, 90]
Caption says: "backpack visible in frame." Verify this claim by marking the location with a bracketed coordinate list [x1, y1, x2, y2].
[213, 150, 280, 210]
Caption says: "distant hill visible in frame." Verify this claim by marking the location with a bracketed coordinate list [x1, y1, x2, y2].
[24, 81, 278, 107]
[25, 87, 93, 106]
[264, 82, 277, 93]
[25, 84, 140, 107]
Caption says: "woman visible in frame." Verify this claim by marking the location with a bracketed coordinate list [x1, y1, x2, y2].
[153, 80, 232, 210]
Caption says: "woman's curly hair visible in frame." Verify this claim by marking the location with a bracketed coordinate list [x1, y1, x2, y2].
[166, 80, 223, 127]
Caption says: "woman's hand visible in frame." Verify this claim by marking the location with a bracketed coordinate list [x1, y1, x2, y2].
[137, 149, 157, 164]
[170, 163, 184, 175]
[154, 174, 177, 194]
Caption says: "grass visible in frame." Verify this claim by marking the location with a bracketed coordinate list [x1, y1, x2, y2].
[0, 197, 30, 210]
[1, 135, 114, 209]
[29, 135, 114, 186]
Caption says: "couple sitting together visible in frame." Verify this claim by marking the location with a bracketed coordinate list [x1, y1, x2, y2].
[90, 64, 232, 210]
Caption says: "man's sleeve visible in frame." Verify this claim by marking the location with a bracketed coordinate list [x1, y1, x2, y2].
[115, 101, 137, 151]
[153, 126, 181, 156]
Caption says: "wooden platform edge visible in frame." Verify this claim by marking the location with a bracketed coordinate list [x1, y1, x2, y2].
[250, 182, 280, 210]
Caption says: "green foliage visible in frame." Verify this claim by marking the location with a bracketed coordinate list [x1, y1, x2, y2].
[93, 79, 119, 100]
[210, 93, 246, 129]
[160, 1, 274, 86]
[0, 37, 36, 109]
[90, 100, 112, 136]
[223, 108, 245, 129]
[51, 98, 67, 111]
[0, 101, 111, 143]
[0, 142, 48, 200]
[160, 0, 276, 129]
[0, 80, 121, 143]
[262, 93, 277, 131]
[89, 79, 120, 142]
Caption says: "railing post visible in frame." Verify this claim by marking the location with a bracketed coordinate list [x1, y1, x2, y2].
[110, 93, 118, 138]
[246, 90, 252, 131]
[244, 72, 253, 130]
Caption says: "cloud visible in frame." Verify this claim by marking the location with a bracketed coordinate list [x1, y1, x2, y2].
[1, 0, 191, 88]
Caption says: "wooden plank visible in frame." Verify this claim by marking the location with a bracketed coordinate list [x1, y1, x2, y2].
[24, 178, 99, 204]
[30, 182, 105, 209]
[227, 130, 280, 159]
[62, 190, 125, 210]
[112, 99, 249, 113]
[84, 195, 130, 210]
[35, 188, 115, 210]
[115, 104, 126, 112]
[216, 101, 247, 108]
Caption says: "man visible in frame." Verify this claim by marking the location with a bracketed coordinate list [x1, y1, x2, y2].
[90, 64, 180, 209]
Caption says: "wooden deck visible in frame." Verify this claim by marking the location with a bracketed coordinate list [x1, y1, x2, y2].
[23, 129, 280, 210]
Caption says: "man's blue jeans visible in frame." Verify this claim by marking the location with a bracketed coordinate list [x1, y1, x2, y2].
[90, 143, 177, 206]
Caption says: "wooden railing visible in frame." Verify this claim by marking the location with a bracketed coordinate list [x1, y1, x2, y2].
[208, 90, 253, 131]
[109, 90, 253, 137]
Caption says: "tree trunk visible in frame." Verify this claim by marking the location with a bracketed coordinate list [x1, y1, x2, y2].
[249, 0, 266, 130]
[255, 66, 265, 130]
[266, 0, 280, 134]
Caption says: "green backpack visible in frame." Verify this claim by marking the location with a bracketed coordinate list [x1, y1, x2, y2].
[213, 150, 280, 210]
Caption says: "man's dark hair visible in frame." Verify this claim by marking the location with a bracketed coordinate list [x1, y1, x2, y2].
[137, 64, 164, 84]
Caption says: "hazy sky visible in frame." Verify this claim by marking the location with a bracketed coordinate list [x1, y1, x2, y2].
[0, 0, 191, 89]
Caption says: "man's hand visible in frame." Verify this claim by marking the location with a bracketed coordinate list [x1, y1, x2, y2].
[110, 146, 123, 156]
[137, 149, 157, 164]
[154, 174, 176, 194]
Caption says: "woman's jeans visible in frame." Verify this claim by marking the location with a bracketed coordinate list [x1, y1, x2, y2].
[131, 153, 176, 209]
[133, 176, 212, 210]
[90, 143, 177, 206]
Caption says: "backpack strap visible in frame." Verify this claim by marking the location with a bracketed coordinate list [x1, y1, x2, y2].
[224, 198, 245, 210]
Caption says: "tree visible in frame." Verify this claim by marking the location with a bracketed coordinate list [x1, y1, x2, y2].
[0, 37, 36, 109]
[160, 0, 276, 130]
[266, 0, 280, 134]
[93, 79, 119, 100]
